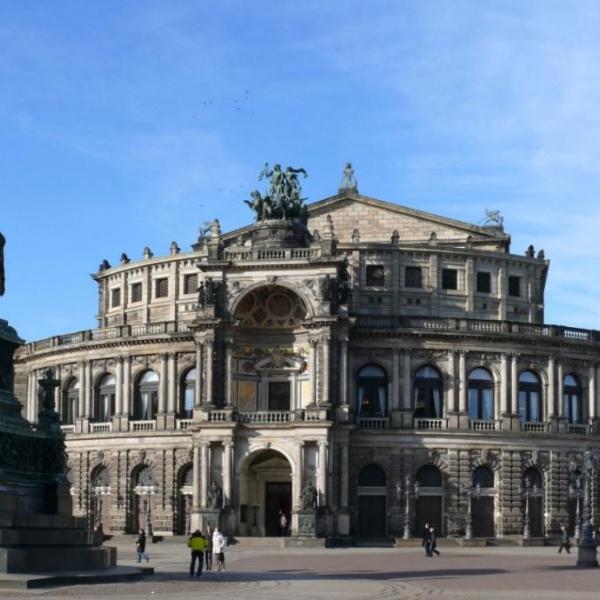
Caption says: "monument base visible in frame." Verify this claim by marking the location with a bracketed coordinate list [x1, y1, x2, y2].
[297, 510, 317, 537]
[190, 509, 221, 532]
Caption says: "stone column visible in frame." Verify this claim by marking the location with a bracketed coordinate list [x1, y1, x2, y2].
[156, 353, 167, 429]
[321, 335, 330, 405]
[458, 351, 467, 426]
[510, 353, 519, 430]
[224, 339, 233, 408]
[391, 349, 400, 411]
[200, 442, 210, 508]
[167, 353, 176, 413]
[205, 337, 214, 407]
[293, 442, 304, 509]
[338, 441, 350, 536]
[192, 444, 200, 511]
[589, 365, 597, 424]
[557, 361, 565, 430]
[318, 441, 328, 507]
[547, 356, 556, 427]
[310, 339, 318, 405]
[84, 361, 92, 418]
[500, 353, 508, 416]
[78, 362, 85, 420]
[194, 343, 203, 409]
[114, 357, 123, 428]
[401, 350, 412, 428]
[339, 336, 348, 406]
[223, 441, 233, 507]
[122, 356, 131, 419]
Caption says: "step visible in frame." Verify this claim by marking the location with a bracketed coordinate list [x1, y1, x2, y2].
[0, 528, 97, 547]
[228, 537, 284, 547]
[0, 512, 85, 530]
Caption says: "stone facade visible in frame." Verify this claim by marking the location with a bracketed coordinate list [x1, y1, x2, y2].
[14, 191, 600, 540]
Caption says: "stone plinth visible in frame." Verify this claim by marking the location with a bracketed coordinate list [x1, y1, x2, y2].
[249, 219, 309, 249]
[297, 510, 317, 537]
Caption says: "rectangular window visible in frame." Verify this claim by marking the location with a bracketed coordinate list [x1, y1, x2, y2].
[111, 288, 121, 308]
[155, 277, 169, 298]
[441, 268, 458, 290]
[184, 273, 198, 295]
[365, 265, 385, 287]
[130, 282, 142, 303]
[268, 381, 291, 411]
[508, 276, 521, 297]
[405, 266, 422, 288]
[476, 272, 491, 294]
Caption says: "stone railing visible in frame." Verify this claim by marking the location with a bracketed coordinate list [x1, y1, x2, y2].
[237, 411, 293, 424]
[25, 316, 600, 356]
[207, 411, 230, 423]
[176, 418, 194, 430]
[90, 422, 112, 433]
[130, 420, 156, 432]
[60, 424, 75, 434]
[414, 418, 448, 430]
[470, 419, 497, 431]
[568, 423, 589, 434]
[357, 417, 389, 429]
[521, 421, 547, 433]
[223, 247, 321, 262]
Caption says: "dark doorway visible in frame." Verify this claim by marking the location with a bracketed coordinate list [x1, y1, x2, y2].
[472, 496, 495, 537]
[268, 382, 291, 410]
[415, 496, 442, 537]
[358, 495, 386, 537]
[530, 496, 543, 537]
[265, 481, 291, 536]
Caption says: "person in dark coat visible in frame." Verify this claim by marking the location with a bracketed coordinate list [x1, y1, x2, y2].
[422, 522, 431, 556]
[558, 524, 571, 554]
[428, 527, 440, 557]
[135, 528, 149, 563]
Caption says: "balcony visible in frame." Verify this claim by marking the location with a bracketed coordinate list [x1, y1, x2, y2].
[414, 418, 448, 430]
[176, 418, 194, 430]
[60, 424, 75, 434]
[90, 422, 112, 434]
[357, 417, 389, 429]
[469, 419, 498, 431]
[237, 411, 293, 424]
[130, 420, 156, 432]
[568, 423, 589, 434]
[521, 421, 547, 433]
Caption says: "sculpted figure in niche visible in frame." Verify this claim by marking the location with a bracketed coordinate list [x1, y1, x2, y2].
[207, 481, 223, 509]
[301, 480, 318, 510]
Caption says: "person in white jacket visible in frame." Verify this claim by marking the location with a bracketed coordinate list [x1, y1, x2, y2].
[212, 527, 227, 572]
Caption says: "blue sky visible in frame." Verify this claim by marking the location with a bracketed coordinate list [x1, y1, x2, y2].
[2, 1, 600, 341]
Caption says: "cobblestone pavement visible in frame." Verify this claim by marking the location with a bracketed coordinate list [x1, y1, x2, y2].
[4, 537, 600, 600]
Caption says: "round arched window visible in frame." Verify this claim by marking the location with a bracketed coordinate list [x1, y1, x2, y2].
[61, 378, 79, 425]
[357, 365, 388, 417]
[180, 368, 196, 418]
[358, 464, 386, 487]
[563, 374, 582, 424]
[94, 374, 115, 423]
[468, 368, 494, 421]
[414, 366, 443, 419]
[416, 465, 442, 487]
[518, 371, 542, 422]
[472, 466, 494, 488]
[135, 370, 159, 420]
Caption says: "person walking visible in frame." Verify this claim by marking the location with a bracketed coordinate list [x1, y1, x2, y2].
[204, 525, 213, 571]
[428, 527, 440, 557]
[187, 530, 207, 577]
[279, 511, 288, 537]
[558, 524, 571, 554]
[213, 527, 227, 572]
[135, 528, 149, 563]
[422, 522, 431, 556]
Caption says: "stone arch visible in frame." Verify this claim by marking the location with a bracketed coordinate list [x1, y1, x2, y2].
[176, 463, 194, 535]
[356, 463, 388, 537]
[414, 462, 445, 537]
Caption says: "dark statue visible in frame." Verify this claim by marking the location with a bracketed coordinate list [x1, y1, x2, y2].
[301, 480, 318, 510]
[245, 163, 309, 222]
[339, 162, 358, 193]
[207, 481, 223, 509]
[197, 281, 206, 309]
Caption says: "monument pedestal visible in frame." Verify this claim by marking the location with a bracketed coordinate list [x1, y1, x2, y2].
[297, 510, 317, 537]
[190, 509, 221, 532]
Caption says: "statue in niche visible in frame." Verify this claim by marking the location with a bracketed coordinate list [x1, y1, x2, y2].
[301, 480, 318, 510]
[207, 481, 223, 509]
[197, 281, 206, 309]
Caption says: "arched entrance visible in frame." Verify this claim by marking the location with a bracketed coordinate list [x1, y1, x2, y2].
[90, 466, 111, 532]
[131, 465, 156, 534]
[239, 449, 293, 536]
[524, 467, 544, 537]
[472, 466, 495, 538]
[357, 464, 387, 537]
[415, 465, 443, 537]
[177, 465, 193, 535]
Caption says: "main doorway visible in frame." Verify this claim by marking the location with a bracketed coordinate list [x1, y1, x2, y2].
[265, 482, 292, 536]
[357, 464, 387, 537]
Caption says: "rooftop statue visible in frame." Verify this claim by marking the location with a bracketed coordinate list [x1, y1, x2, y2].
[339, 162, 358, 193]
[245, 163, 308, 222]
[481, 209, 504, 228]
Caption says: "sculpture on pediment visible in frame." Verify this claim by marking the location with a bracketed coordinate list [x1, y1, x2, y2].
[482, 209, 504, 227]
[339, 162, 358, 193]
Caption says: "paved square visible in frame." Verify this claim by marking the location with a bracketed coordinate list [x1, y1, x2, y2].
[3, 538, 599, 600]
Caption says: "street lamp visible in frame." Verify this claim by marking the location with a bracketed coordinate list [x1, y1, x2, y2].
[568, 469, 583, 542]
[522, 481, 537, 540]
[576, 446, 598, 567]
[403, 475, 411, 540]
[464, 482, 481, 540]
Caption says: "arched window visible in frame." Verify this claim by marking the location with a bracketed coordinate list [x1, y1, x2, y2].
[518, 370, 542, 422]
[358, 464, 386, 487]
[135, 465, 155, 488]
[357, 365, 388, 417]
[179, 368, 196, 418]
[61, 378, 79, 425]
[94, 374, 115, 423]
[135, 370, 159, 420]
[414, 366, 443, 419]
[524, 466, 542, 489]
[91, 466, 110, 489]
[179, 464, 193, 488]
[468, 368, 494, 420]
[416, 465, 442, 488]
[472, 466, 494, 488]
[563, 374, 582, 424]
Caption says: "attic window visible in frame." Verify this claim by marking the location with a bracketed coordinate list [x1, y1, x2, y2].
[366, 265, 385, 287]
[442, 269, 458, 290]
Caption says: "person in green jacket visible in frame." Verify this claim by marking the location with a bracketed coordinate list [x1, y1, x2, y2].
[187, 530, 207, 577]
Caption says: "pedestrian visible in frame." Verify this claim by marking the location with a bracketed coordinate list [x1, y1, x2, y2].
[213, 526, 227, 572]
[204, 526, 213, 571]
[422, 522, 431, 556]
[279, 511, 288, 537]
[187, 529, 207, 577]
[135, 528, 149, 563]
[428, 527, 440, 557]
[558, 524, 571, 554]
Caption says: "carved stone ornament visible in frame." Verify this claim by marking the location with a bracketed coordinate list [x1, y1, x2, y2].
[134, 355, 159, 367]
[178, 353, 195, 364]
